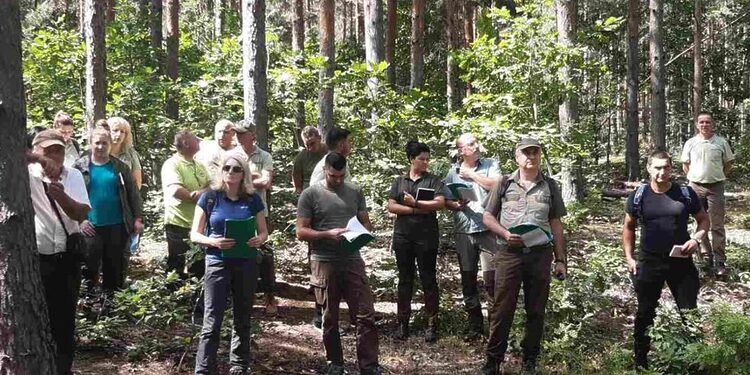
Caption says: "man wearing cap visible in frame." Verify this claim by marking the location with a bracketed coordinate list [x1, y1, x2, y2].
[195, 119, 236, 179]
[481, 137, 567, 375]
[161, 130, 211, 278]
[27, 130, 91, 374]
[232, 120, 278, 313]
[444, 133, 501, 340]
[680, 111, 734, 276]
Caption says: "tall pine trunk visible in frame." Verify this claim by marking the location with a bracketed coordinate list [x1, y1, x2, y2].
[150, 0, 163, 76]
[463, 1, 474, 96]
[445, 0, 464, 112]
[555, 0, 580, 203]
[649, 0, 666, 151]
[243, 0, 269, 151]
[0, 1, 57, 372]
[692, 0, 702, 121]
[385, 0, 396, 85]
[84, 0, 107, 132]
[292, 0, 305, 147]
[214, 0, 223, 39]
[165, 0, 180, 119]
[410, 0, 424, 89]
[318, 0, 335, 139]
[626, 0, 640, 181]
[356, 0, 364, 44]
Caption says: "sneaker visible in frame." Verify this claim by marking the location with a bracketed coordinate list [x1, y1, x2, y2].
[521, 358, 538, 374]
[714, 262, 727, 276]
[325, 363, 345, 375]
[229, 366, 247, 375]
[480, 356, 501, 375]
[264, 294, 278, 315]
[393, 322, 409, 340]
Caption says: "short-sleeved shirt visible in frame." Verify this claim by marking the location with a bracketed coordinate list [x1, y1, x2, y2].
[297, 182, 367, 261]
[231, 145, 273, 211]
[388, 172, 445, 239]
[309, 153, 352, 187]
[680, 134, 734, 184]
[64, 141, 80, 168]
[197, 190, 265, 261]
[626, 184, 700, 258]
[195, 140, 230, 180]
[444, 158, 501, 234]
[161, 153, 210, 228]
[113, 145, 142, 172]
[293, 148, 327, 190]
[87, 161, 124, 226]
[29, 164, 91, 255]
[484, 170, 566, 247]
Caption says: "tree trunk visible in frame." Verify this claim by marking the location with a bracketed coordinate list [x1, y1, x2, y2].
[445, 0, 464, 112]
[214, 0, 223, 39]
[243, 0, 269, 151]
[150, 0, 163, 76]
[84, 0, 107, 132]
[356, 0, 364, 44]
[165, 0, 179, 119]
[0, 1, 57, 373]
[692, 0, 702, 121]
[555, 0, 579, 203]
[626, 0, 640, 181]
[385, 0, 396, 85]
[292, 0, 305, 147]
[105, 0, 114, 23]
[410, 0, 425, 89]
[463, 0, 474, 96]
[649, 0, 666, 151]
[318, 0, 335, 139]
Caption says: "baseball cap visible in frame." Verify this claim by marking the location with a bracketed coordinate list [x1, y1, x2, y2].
[515, 137, 542, 152]
[32, 129, 66, 148]
[232, 119, 256, 134]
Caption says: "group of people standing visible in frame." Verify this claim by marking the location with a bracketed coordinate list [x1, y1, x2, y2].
[24, 109, 733, 375]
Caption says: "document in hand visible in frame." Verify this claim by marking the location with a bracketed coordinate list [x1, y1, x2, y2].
[446, 182, 478, 201]
[415, 188, 436, 201]
[508, 223, 552, 248]
[342, 216, 375, 252]
[223, 217, 257, 258]
[669, 245, 689, 258]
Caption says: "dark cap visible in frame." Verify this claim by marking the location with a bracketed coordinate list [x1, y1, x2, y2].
[515, 137, 542, 152]
[232, 119, 256, 134]
[32, 129, 66, 148]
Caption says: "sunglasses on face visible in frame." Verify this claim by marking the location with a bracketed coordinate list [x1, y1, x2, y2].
[222, 165, 243, 173]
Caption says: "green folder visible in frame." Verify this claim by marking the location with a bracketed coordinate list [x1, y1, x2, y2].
[508, 223, 552, 247]
[223, 217, 257, 258]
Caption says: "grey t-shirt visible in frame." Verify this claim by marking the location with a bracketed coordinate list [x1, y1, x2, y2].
[297, 182, 367, 261]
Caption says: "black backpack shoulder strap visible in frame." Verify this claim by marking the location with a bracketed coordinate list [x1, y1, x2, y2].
[204, 190, 217, 234]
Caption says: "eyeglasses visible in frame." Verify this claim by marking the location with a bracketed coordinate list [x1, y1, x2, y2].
[222, 165, 243, 173]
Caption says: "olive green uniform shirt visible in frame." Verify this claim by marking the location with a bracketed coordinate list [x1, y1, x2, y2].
[161, 154, 210, 228]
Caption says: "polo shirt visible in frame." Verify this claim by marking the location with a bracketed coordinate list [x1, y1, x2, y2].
[195, 140, 230, 179]
[29, 164, 90, 255]
[443, 157, 500, 234]
[484, 170, 566, 247]
[231, 145, 273, 211]
[197, 190, 265, 261]
[388, 172, 445, 239]
[162, 153, 211, 228]
[680, 134, 734, 184]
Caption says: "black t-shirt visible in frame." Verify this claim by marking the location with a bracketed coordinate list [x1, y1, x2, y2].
[625, 184, 700, 257]
[388, 172, 445, 239]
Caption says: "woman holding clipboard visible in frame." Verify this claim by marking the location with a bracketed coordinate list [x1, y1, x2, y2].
[190, 153, 268, 375]
[386, 141, 446, 343]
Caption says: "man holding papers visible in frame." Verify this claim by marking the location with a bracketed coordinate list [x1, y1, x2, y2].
[622, 150, 708, 370]
[296, 153, 382, 375]
[444, 133, 501, 340]
[481, 137, 567, 375]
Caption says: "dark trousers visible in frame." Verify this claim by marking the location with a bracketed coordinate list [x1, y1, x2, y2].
[392, 233, 439, 324]
[455, 232, 497, 312]
[166, 224, 204, 278]
[195, 258, 258, 374]
[487, 246, 553, 361]
[39, 252, 81, 375]
[633, 258, 699, 354]
[257, 250, 276, 294]
[83, 223, 128, 291]
[311, 258, 379, 372]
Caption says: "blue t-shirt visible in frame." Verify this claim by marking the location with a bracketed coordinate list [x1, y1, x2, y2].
[87, 161, 124, 226]
[197, 190, 265, 260]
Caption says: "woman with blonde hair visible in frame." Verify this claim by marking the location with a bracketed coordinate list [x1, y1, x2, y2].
[190, 153, 268, 375]
[108, 116, 143, 189]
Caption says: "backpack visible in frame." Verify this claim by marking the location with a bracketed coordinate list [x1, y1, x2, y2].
[631, 183, 692, 226]
[203, 190, 218, 237]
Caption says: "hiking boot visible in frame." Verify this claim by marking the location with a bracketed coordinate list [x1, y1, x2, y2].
[521, 357, 538, 374]
[480, 356, 501, 375]
[325, 363, 345, 375]
[394, 321, 409, 340]
[714, 262, 727, 276]
[467, 306, 484, 336]
[229, 366, 248, 375]
[424, 326, 438, 343]
[634, 341, 649, 370]
[264, 293, 278, 315]
[360, 365, 383, 375]
[312, 305, 323, 331]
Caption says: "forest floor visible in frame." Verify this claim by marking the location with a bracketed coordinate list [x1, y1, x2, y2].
[72, 189, 750, 375]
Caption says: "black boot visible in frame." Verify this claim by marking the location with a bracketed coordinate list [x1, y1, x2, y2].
[466, 306, 484, 341]
[634, 339, 649, 370]
[480, 356, 501, 375]
[394, 320, 409, 340]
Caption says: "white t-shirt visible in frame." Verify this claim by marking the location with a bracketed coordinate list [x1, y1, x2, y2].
[308, 153, 352, 187]
[29, 164, 90, 255]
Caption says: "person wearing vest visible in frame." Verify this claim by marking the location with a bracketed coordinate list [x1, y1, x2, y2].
[623, 150, 709, 370]
[680, 111, 734, 276]
[481, 137, 567, 375]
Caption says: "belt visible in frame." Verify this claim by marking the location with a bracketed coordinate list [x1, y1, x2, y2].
[692, 180, 724, 187]
[39, 252, 68, 261]
[506, 243, 552, 254]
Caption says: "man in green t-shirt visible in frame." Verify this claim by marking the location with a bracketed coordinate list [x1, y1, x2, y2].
[161, 130, 210, 278]
[293, 126, 327, 193]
